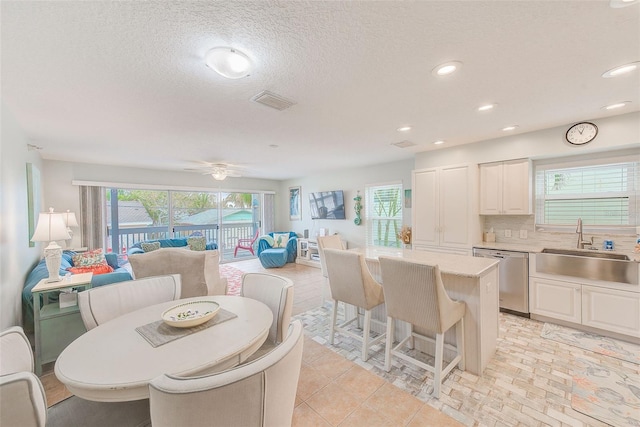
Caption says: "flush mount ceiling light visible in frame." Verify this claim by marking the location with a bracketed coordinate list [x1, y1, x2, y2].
[603, 101, 630, 110]
[432, 61, 462, 77]
[502, 125, 519, 131]
[205, 47, 251, 79]
[478, 104, 497, 112]
[397, 126, 412, 132]
[602, 61, 640, 78]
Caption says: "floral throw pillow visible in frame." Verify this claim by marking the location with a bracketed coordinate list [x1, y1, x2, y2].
[187, 236, 206, 251]
[273, 233, 290, 248]
[141, 242, 161, 252]
[72, 248, 107, 267]
[67, 264, 114, 275]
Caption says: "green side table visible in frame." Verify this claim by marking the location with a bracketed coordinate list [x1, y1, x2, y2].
[31, 272, 92, 375]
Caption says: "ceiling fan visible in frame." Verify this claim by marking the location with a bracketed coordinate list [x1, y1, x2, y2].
[184, 162, 244, 181]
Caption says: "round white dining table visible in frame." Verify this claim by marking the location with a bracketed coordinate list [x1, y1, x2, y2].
[55, 295, 273, 402]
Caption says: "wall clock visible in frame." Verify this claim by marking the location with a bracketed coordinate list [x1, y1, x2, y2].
[565, 122, 598, 145]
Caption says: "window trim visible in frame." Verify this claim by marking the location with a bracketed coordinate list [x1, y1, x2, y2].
[534, 152, 639, 234]
[365, 181, 403, 247]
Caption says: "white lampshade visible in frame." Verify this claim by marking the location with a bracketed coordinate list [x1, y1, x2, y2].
[63, 210, 79, 228]
[31, 208, 70, 283]
[31, 209, 70, 243]
[205, 47, 252, 79]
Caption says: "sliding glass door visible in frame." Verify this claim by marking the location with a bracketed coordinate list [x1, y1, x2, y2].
[106, 188, 269, 262]
[218, 192, 261, 262]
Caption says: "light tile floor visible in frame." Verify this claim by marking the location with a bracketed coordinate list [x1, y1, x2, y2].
[40, 259, 638, 426]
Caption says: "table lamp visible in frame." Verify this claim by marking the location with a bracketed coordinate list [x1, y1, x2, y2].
[31, 208, 70, 282]
[63, 210, 79, 248]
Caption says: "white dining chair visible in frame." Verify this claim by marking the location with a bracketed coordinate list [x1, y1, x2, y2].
[0, 326, 151, 427]
[323, 248, 386, 361]
[149, 320, 304, 427]
[241, 272, 294, 360]
[379, 256, 466, 398]
[78, 274, 182, 331]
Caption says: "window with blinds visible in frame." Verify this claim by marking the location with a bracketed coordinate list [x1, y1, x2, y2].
[535, 158, 639, 230]
[365, 182, 403, 247]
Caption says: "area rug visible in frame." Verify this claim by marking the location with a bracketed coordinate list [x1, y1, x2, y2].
[219, 264, 244, 296]
[571, 358, 640, 427]
[541, 323, 640, 365]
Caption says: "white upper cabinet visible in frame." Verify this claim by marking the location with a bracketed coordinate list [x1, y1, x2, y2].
[412, 164, 480, 251]
[479, 159, 532, 215]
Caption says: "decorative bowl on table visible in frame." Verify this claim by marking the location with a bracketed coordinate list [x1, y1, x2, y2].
[161, 300, 220, 328]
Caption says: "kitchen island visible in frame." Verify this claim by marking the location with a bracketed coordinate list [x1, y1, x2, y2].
[351, 246, 500, 376]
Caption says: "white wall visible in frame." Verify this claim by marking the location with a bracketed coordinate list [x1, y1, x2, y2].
[415, 111, 640, 253]
[278, 159, 414, 249]
[415, 112, 639, 168]
[1, 103, 44, 329]
[43, 160, 282, 248]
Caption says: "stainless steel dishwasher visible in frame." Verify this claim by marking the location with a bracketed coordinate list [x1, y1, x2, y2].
[472, 248, 529, 317]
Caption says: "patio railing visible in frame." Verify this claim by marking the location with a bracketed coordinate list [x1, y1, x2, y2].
[107, 222, 259, 260]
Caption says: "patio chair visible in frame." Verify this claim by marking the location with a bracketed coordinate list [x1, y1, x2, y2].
[234, 228, 260, 257]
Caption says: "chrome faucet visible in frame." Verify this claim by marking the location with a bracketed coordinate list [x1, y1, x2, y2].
[576, 218, 593, 249]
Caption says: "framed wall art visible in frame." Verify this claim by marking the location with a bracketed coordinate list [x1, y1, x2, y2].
[26, 162, 42, 247]
[289, 186, 301, 221]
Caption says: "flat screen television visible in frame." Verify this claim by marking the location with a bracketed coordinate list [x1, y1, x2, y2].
[309, 190, 345, 220]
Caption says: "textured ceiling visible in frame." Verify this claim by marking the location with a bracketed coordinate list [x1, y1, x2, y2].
[2, 1, 639, 180]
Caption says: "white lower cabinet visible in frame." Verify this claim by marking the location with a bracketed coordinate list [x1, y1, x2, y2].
[530, 275, 640, 339]
[530, 277, 581, 323]
[582, 285, 640, 338]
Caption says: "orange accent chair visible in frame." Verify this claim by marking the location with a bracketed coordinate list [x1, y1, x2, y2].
[234, 229, 260, 257]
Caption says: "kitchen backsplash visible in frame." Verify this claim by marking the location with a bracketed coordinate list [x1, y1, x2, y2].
[482, 215, 637, 254]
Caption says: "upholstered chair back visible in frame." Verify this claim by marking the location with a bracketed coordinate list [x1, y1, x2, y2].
[129, 248, 227, 297]
[149, 320, 304, 427]
[317, 235, 345, 278]
[322, 248, 384, 310]
[379, 257, 465, 335]
[0, 327, 46, 427]
[241, 273, 294, 345]
[78, 274, 181, 331]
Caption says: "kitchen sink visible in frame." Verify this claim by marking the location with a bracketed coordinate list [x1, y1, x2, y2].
[541, 248, 630, 261]
[537, 248, 638, 285]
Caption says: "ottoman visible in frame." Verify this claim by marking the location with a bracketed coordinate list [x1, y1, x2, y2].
[259, 248, 288, 268]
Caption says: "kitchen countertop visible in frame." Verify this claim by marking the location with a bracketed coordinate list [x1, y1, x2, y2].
[352, 246, 500, 278]
[473, 241, 640, 262]
[472, 242, 544, 253]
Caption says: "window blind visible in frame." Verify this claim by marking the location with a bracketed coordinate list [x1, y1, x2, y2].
[365, 182, 403, 247]
[535, 159, 639, 229]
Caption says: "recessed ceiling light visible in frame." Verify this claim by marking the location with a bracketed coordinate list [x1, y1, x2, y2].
[603, 101, 630, 110]
[397, 126, 412, 132]
[269, 144, 279, 148]
[432, 61, 462, 77]
[478, 104, 496, 112]
[602, 61, 640, 78]
[205, 47, 251, 79]
[432, 140, 445, 145]
[502, 125, 519, 131]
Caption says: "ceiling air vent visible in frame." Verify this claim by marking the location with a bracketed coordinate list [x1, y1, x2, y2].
[391, 140, 417, 148]
[251, 90, 296, 111]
